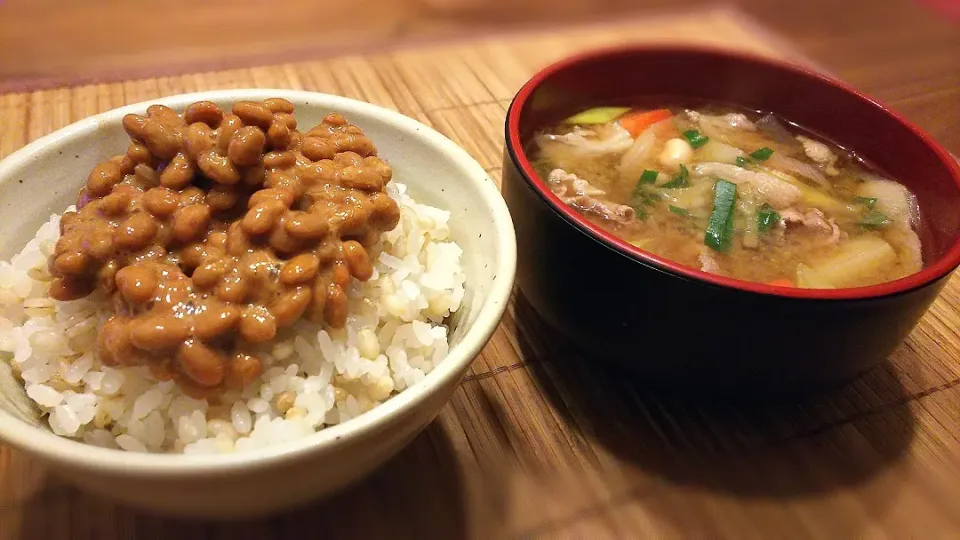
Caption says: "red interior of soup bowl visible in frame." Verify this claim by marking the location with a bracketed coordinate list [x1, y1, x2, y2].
[505, 45, 960, 300]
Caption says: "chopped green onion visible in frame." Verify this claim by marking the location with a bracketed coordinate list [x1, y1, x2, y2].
[757, 204, 781, 233]
[661, 164, 689, 189]
[668, 205, 689, 216]
[705, 179, 738, 252]
[749, 147, 774, 161]
[629, 183, 660, 219]
[682, 130, 710, 149]
[631, 190, 660, 206]
[854, 196, 878, 209]
[735, 156, 749, 167]
[860, 210, 891, 229]
[563, 107, 631, 124]
[639, 169, 659, 184]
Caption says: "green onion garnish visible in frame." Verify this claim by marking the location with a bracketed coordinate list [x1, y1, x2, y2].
[661, 164, 689, 189]
[735, 156, 749, 167]
[631, 190, 660, 206]
[629, 183, 660, 220]
[668, 205, 689, 216]
[854, 196, 878, 209]
[639, 169, 659, 184]
[705, 179, 738, 252]
[749, 147, 774, 161]
[860, 210, 891, 229]
[682, 130, 710, 149]
[757, 204, 781, 233]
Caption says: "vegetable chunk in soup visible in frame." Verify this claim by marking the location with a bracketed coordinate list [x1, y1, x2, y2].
[531, 106, 923, 289]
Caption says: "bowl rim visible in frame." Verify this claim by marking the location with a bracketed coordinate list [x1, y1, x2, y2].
[504, 44, 960, 300]
[0, 89, 517, 475]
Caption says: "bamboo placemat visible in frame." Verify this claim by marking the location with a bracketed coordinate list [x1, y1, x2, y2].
[2, 7, 960, 539]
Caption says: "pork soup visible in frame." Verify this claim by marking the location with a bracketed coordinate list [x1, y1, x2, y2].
[531, 106, 923, 289]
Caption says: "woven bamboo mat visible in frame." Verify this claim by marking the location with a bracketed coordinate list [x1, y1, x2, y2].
[3, 6, 960, 539]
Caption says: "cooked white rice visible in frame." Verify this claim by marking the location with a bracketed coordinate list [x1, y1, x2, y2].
[0, 182, 465, 454]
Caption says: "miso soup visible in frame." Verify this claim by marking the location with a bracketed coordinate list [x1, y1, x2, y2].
[531, 105, 922, 288]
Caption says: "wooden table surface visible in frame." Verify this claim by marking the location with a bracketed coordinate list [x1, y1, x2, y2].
[1, 1, 960, 539]
[0, 0, 958, 153]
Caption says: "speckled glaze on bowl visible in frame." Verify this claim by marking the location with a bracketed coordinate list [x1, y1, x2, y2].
[502, 46, 960, 393]
[0, 89, 516, 518]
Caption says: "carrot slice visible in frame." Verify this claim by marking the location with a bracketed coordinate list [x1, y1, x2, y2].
[766, 278, 794, 287]
[617, 109, 673, 137]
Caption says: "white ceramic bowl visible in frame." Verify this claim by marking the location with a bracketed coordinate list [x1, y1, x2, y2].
[0, 89, 516, 518]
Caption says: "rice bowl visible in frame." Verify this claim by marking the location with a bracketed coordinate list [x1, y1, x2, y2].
[0, 89, 515, 517]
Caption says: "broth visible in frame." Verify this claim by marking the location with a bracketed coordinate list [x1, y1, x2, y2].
[531, 105, 923, 289]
